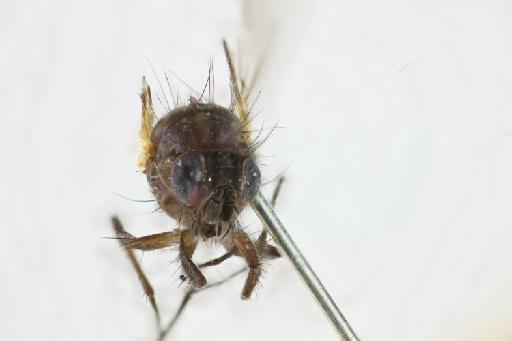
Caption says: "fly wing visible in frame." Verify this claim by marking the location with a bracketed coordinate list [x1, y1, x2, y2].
[137, 76, 157, 169]
[222, 40, 253, 144]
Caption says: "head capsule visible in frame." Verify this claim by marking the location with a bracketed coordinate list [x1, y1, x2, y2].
[168, 150, 260, 224]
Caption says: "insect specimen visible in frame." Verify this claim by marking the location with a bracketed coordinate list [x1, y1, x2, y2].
[112, 40, 281, 338]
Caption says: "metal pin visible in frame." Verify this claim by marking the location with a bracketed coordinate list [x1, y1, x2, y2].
[251, 191, 360, 341]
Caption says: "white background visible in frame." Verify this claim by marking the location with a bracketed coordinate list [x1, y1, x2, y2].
[2, 0, 512, 340]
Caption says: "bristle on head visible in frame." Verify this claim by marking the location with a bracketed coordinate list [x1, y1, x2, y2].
[137, 76, 157, 169]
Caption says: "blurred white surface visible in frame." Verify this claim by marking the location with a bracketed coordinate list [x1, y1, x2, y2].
[1, 0, 512, 340]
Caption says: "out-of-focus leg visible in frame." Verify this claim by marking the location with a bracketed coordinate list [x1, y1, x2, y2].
[111, 216, 163, 326]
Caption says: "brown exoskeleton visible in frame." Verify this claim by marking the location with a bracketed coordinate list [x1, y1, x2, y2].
[112, 41, 280, 334]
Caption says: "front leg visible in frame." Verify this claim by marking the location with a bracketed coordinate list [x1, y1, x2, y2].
[232, 229, 261, 299]
[179, 229, 207, 288]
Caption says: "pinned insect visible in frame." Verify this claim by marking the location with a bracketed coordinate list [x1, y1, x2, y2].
[112, 40, 281, 337]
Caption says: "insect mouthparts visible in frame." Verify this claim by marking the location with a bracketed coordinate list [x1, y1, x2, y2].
[202, 186, 235, 224]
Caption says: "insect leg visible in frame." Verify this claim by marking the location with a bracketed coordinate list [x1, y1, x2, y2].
[255, 176, 284, 259]
[111, 216, 161, 327]
[198, 251, 233, 268]
[179, 229, 207, 288]
[232, 229, 261, 299]
[113, 229, 181, 251]
[270, 176, 285, 208]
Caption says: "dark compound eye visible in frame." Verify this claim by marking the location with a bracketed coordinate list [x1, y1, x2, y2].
[170, 153, 206, 206]
[240, 158, 261, 201]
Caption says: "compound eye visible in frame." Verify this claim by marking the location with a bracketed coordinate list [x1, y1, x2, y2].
[170, 153, 206, 206]
[240, 158, 261, 201]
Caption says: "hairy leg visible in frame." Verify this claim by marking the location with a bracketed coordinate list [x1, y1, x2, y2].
[158, 268, 247, 341]
[114, 229, 181, 251]
[199, 251, 233, 268]
[158, 177, 287, 340]
[111, 216, 165, 326]
[199, 177, 284, 272]
[232, 229, 261, 299]
[179, 229, 207, 288]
